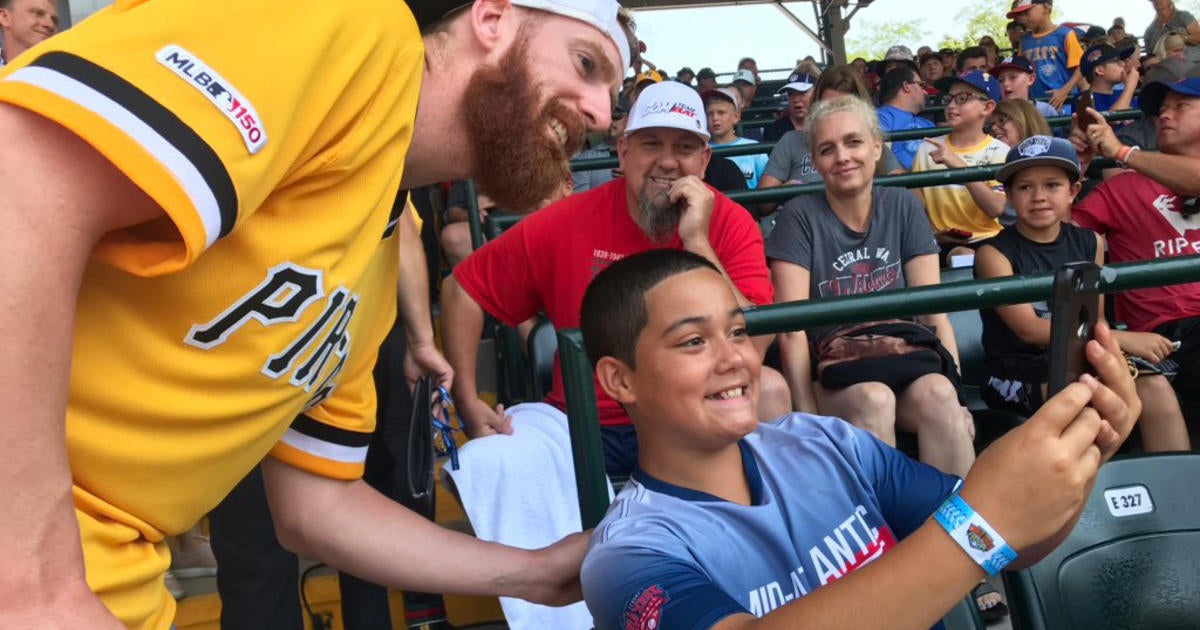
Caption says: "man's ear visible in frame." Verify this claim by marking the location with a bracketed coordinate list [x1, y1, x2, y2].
[466, 0, 518, 57]
[595, 356, 637, 405]
[617, 135, 630, 170]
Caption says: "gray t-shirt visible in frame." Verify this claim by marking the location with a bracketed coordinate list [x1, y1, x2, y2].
[764, 130, 903, 184]
[764, 186, 939, 338]
[1145, 10, 1200, 64]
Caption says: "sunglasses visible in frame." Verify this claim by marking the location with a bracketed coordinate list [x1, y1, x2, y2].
[431, 385, 462, 471]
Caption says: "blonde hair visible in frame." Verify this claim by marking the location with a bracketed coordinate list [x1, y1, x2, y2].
[992, 99, 1051, 141]
[806, 94, 883, 143]
[1157, 31, 1187, 59]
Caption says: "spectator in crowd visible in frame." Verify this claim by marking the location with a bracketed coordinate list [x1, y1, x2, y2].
[766, 94, 975, 488]
[1071, 75, 1200, 421]
[940, 48, 958, 74]
[675, 66, 695, 86]
[737, 56, 760, 84]
[762, 71, 817, 142]
[1009, 0, 1084, 109]
[1081, 43, 1139, 113]
[851, 56, 868, 75]
[1145, 0, 1200, 65]
[1006, 20, 1027, 51]
[703, 87, 767, 189]
[442, 79, 787, 476]
[633, 69, 662, 103]
[979, 36, 1002, 67]
[793, 56, 824, 80]
[991, 54, 1061, 119]
[578, 248, 1139, 630]
[1115, 58, 1193, 151]
[913, 71, 1010, 265]
[919, 52, 947, 85]
[988, 99, 1052, 150]
[975, 136, 1192, 452]
[878, 67, 936, 171]
[705, 154, 753, 195]
[1156, 31, 1188, 62]
[696, 66, 718, 92]
[918, 45, 934, 58]
[0, 0, 638, 626]
[1108, 17, 1139, 51]
[812, 64, 905, 175]
[0, 0, 58, 66]
[956, 46, 991, 74]
[1082, 25, 1109, 49]
[883, 44, 918, 75]
[440, 181, 498, 267]
[731, 68, 757, 115]
[573, 109, 627, 193]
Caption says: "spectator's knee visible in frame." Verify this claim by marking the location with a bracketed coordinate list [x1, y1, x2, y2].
[440, 223, 473, 267]
[854, 382, 897, 416]
[909, 375, 971, 435]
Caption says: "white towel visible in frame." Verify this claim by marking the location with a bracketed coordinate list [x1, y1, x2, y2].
[442, 402, 612, 630]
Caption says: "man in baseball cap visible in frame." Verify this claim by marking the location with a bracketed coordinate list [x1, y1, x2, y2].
[441, 78, 781, 627]
[0, 0, 637, 626]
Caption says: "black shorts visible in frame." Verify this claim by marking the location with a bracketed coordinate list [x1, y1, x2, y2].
[1154, 315, 1200, 395]
[938, 240, 983, 268]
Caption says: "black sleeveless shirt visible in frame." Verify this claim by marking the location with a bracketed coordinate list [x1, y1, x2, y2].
[978, 223, 1097, 382]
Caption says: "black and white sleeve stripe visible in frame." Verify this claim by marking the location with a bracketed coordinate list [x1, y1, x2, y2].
[4, 51, 238, 247]
[281, 413, 373, 464]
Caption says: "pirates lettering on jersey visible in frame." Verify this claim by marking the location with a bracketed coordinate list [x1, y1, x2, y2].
[186, 262, 359, 408]
[746, 505, 897, 616]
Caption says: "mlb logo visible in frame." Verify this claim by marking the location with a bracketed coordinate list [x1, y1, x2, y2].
[1019, 136, 1052, 157]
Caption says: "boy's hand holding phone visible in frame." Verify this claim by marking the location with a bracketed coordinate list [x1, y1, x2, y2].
[959, 320, 1139, 552]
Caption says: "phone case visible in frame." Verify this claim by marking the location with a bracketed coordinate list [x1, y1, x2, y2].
[1047, 262, 1102, 397]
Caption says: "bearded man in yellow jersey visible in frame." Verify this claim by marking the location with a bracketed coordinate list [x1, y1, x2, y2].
[0, 1, 635, 628]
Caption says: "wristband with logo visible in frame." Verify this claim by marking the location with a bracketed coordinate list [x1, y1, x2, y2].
[933, 493, 1017, 576]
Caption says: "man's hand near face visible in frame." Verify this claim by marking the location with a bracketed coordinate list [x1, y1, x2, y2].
[670, 174, 715, 248]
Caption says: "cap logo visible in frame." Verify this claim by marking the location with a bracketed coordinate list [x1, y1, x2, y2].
[644, 101, 697, 119]
[1001, 56, 1014, 64]
[1018, 136, 1052, 157]
[1087, 49, 1103, 62]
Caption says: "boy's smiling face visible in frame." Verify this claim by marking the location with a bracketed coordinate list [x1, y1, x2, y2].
[607, 267, 761, 451]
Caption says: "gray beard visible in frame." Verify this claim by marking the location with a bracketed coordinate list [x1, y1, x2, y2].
[636, 188, 682, 244]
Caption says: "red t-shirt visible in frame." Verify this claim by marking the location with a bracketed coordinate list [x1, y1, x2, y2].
[453, 178, 773, 426]
[1072, 172, 1200, 332]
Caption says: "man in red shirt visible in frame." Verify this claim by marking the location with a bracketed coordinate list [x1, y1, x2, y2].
[443, 81, 788, 474]
[1072, 75, 1200, 412]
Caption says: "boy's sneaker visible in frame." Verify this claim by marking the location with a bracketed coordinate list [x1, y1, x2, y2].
[170, 534, 218, 578]
[164, 570, 187, 600]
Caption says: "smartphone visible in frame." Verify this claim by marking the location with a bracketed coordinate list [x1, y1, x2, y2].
[1074, 91, 1094, 131]
[1047, 262, 1102, 397]
[946, 228, 973, 240]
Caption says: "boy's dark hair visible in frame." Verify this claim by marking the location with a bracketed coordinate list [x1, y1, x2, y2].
[580, 249, 719, 369]
[956, 46, 989, 73]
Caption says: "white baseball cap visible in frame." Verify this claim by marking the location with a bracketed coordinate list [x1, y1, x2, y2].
[408, 0, 634, 69]
[624, 81, 710, 140]
[731, 69, 757, 85]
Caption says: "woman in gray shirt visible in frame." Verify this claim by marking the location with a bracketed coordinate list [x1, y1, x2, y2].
[765, 96, 975, 482]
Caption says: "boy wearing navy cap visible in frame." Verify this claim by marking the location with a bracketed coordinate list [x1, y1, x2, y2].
[974, 136, 1191, 451]
[991, 54, 1060, 119]
[1080, 43, 1140, 113]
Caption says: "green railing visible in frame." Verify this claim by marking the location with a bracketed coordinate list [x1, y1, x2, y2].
[559, 254, 1200, 528]
[571, 109, 1142, 172]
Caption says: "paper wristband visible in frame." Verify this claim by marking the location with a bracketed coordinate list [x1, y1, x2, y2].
[933, 493, 1018, 576]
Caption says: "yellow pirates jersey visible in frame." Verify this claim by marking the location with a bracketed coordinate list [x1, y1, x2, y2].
[0, 0, 423, 627]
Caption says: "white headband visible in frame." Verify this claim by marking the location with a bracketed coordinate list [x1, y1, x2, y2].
[511, 0, 632, 69]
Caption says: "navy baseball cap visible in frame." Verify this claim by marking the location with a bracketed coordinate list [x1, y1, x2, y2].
[1081, 43, 1135, 78]
[990, 55, 1034, 76]
[1140, 76, 1200, 116]
[996, 136, 1081, 185]
[936, 70, 1002, 101]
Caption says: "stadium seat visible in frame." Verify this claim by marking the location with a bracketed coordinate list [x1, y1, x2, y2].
[527, 316, 557, 400]
[1004, 452, 1200, 630]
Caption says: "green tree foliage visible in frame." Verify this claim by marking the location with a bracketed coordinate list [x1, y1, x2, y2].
[846, 18, 930, 61]
[938, 0, 1010, 51]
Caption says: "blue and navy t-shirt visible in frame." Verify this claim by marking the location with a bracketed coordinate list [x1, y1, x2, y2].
[581, 414, 960, 630]
[1020, 26, 1083, 98]
[878, 105, 936, 171]
[1093, 85, 1138, 113]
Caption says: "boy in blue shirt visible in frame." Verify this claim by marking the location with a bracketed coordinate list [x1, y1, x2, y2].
[1009, 0, 1084, 110]
[579, 248, 1140, 630]
[1080, 43, 1140, 113]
